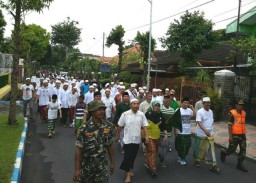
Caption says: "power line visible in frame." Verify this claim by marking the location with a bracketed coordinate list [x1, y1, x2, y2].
[211, 0, 256, 18]
[127, 0, 215, 32]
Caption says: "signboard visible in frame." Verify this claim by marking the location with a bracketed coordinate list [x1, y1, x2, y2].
[100, 64, 110, 72]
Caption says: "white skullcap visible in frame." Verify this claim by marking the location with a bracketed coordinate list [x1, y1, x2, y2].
[89, 85, 94, 89]
[105, 88, 110, 92]
[61, 77, 65, 80]
[139, 89, 144, 93]
[165, 88, 169, 91]
[55, 80, 61, 84]
[131, 83, 136, 88]
[152, 88, 157, 92]
[202, 97, 211, 102]
[40, 77, 44, 80]
[138, 87, 142, 90]
[130, 98, 139, 103]
[85, 80, 89, 82]
[119, 82, 124, 85]
[46, 78, 50, 81]
[43, 80, 48, 83]
[71, 76, 74, 79]
[159, 89, 162, 92]
[71, 80, 76, 84]
[111, 82, 114, 85]
[26, 78, 31, 81]
[143, 86, 147, 90]
[105, 83, 110, 87]
[120, 86, 125, 89]
[63, 82, 69, 86]
[93, 83, 97, 86]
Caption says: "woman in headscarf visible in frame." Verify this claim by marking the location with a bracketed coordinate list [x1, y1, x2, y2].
[144, 101, 163, 176]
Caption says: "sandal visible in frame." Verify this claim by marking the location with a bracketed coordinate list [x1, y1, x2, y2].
[209, 166, 220, 174]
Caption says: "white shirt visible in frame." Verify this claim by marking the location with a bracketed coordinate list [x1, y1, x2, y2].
[53, 87, 62, 104]
[84, 91, 94, 104]
[110, 86, 118, 98]
[139, 100, 151, 114]
[101, 96, 116, 118]
[118, 109, 148, 144]
[126, 89, 137, 101]
[60, 89, 70, 108]
[178, 107, 193, 135]
[20, 84, 34, 100]
[48, 101, 61, 119]
[68, 92, 79, 107]
[37, 87, 50, 106]
[196, 108, 214, 137]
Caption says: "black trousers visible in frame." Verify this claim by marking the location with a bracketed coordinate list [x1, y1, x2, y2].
[61, 108, 69, 125]
[120, 144, 139, 172]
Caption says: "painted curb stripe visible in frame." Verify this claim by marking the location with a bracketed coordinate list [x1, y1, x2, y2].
[11, 118, 27, 183]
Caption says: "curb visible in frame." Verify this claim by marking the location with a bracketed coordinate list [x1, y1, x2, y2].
[0, 100, 23, 105]
[11, 118, 28, 183]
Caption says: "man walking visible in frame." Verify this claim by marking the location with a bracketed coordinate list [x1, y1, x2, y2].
[74, 101, 115, 183]
[20, 78, 35, 121]
[115, 99, 148, 183]
[194, 97, 220, 174]
[220, 99, 248, 172]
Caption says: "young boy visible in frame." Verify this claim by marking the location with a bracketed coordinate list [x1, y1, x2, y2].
[74, 95, 86, 134]
[47, 94, 62, 138]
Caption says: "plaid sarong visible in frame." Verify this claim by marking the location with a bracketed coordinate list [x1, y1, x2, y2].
[193, 136, 217, 166]
[175, 134, 191, 159]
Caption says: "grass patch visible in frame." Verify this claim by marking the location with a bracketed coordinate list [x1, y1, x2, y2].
[0, 114, 24, 183]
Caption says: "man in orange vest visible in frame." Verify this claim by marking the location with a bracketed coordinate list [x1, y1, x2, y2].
[220, 99, 248, 172]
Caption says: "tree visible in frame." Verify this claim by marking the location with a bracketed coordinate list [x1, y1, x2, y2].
[51, 17, 81, 60]
[134, 31, 156, 86]
[161, 11, 217, 68]
[229, 38, 256, 75]
[106, 25, 125, 73]
[0, 9, 6, 51]
[193, 69, 212, 88]
[0, 0, 54, 125]
[0, 37, 13, 53]
[20, 23, 50, 79]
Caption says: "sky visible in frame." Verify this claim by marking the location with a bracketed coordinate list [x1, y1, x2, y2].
[2, 0, 256, 57]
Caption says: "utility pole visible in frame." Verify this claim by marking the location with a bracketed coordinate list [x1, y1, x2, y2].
[234, 0, 242, 73]
[103, 32, 105, 59]
[147, 0, 152, 90]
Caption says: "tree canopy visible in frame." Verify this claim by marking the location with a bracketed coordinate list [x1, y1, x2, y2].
[161, 11, 217, 67]
[0, 9, 6, 52]
[106, 25, 125, 73]
[51, 17, 81, 51]
[134, 31, 156, 85]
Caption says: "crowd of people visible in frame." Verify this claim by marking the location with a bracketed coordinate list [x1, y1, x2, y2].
[19, 74, 248, 183]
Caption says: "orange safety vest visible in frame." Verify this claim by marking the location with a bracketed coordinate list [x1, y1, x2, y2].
[230, 109, 246, 134]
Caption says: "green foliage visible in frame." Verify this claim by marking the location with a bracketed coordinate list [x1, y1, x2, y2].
[214, 29, 236, 42]
[134, 31, 156, 63]
[51, 18, 81, 50]
[193, 69, 213, 87]
[122, 48, 142, 67]
[20, 23, 50, 61]
[134, 31, 156, 85]
[228, 38, 256, 75]
[0, 37, 13, 53]
[106, 25, 125, 73]
[74, 57, 101, 79]
[0, 9, 6, 51]
[161, 11, 217, 67]
[206, 88, 222, 121]
[118, 71, 140, 84]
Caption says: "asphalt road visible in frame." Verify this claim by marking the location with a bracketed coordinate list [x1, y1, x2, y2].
[21, 112, 256, 183]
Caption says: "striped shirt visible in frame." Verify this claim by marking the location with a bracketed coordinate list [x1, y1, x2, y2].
[75, 102, 86, 119]
[160, 105, 175, 137]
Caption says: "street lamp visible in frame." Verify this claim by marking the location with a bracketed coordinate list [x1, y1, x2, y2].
[147, 0, 153, 90]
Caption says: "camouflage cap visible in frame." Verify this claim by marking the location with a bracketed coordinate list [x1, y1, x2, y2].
[88, 101, 106, 112]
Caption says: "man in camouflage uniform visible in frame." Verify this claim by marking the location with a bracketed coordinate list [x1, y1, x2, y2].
[220, 99, 248, 172]
[74, 101, 115, 183]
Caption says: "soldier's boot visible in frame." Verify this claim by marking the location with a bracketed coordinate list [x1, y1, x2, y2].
[220, 150, 226, 163]
[236, 161, 248, 172]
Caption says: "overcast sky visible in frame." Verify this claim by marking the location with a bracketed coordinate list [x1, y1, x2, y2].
[3, 0, 256, 57]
